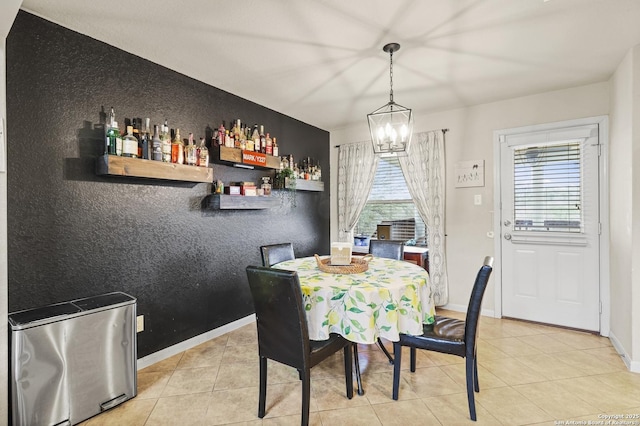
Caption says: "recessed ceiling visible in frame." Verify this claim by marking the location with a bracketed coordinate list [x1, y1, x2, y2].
[20, 0, 640, 131]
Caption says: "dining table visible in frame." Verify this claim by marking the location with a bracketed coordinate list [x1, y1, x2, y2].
[273, 255, 435, 395]
[274, 255, 435, 344]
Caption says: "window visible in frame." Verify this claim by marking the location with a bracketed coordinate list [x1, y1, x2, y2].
[513, 141, 582, 232]
[355, 155, 427, 245]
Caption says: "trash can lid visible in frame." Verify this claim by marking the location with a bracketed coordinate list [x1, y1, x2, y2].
[8, 302, 81, 328]
[73, 292, 136, 311]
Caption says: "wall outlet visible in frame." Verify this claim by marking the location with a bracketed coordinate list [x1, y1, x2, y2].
[136, 315, 144, 333]
[474, 194, 482, 205]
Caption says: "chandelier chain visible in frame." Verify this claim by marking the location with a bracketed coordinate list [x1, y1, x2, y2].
[389, 49, 394, 103]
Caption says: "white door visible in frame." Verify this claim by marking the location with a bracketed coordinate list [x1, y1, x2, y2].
[499, 123, 600, 332]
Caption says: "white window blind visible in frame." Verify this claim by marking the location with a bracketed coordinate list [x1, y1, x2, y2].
[513, 141, 582, 232]
[355, 155, 427, 245]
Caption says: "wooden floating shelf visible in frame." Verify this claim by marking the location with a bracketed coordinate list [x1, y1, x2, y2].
[285, 178, 324, 192]
[202, 194, 281, 210]
[96, 155, 213, 183]
[213, 146, 280, 170]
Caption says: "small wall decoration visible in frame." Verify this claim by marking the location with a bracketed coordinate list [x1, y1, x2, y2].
[455, 160, 484, 187]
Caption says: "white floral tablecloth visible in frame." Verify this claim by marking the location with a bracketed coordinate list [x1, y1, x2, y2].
[274, 256, 435, 344]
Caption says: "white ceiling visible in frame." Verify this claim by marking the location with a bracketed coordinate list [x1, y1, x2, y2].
[20, 0, 640, 131]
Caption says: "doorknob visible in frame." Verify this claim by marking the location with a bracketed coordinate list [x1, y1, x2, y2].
[504, 233, 512, 240]
[504, 220, 511, 227]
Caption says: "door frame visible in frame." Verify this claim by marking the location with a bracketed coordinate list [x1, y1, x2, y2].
[493, 116, 610, 336]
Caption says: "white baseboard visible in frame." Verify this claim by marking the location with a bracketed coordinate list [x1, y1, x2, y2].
[137, 314, 256, 370]
[608, 330, 640, 373]
[439, 303, 496, 318]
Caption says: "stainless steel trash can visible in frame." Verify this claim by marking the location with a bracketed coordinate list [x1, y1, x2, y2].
[9, 292, 137, 426]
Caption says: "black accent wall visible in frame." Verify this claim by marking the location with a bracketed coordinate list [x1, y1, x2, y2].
[6, 11, 330, 357]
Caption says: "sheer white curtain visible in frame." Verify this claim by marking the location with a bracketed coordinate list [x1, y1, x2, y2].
[399, 130, 449, 306]
[337, 142, 379, 242]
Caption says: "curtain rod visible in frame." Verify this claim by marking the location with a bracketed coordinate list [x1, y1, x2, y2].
[334, 128, 449, 148]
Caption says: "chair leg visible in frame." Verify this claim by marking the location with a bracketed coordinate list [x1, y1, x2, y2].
[465, 356, 477, 421]
[474, 356, 479, 392]
[377, 337, 394, 364]
[301, 369, 311, 426]
[410, 347, 417, 372]
[353, 344, 365, 395]
[258, 356, 267, 418]
[343, 344, 354, 399]
[392, 341, 402, 400]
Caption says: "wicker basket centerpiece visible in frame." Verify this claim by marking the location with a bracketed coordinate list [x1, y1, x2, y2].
[314, 254, 372, 274]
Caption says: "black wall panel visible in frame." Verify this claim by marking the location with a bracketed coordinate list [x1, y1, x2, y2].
[6, 11, 330, 357]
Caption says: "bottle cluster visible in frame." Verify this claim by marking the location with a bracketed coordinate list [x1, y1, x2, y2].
[215, 119, 279, 157]
[104, 107, 209, 167]
[280, 155, 322, 181]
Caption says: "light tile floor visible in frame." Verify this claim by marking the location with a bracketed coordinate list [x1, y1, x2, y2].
[80, 310, 640, 425]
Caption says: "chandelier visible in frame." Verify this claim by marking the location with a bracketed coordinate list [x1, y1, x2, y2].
[367, 43, 413, 155]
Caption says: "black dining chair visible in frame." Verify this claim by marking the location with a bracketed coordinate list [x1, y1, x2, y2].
[391, 256, 494, 421]
[260, 243, 295, 267]
[369, 239, 405, 261]
[246, 265, 354, 425]
[368, 239, 406, 363]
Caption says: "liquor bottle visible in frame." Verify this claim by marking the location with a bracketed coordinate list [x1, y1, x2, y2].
[105, 106, 121, 155]
[259, 125, 266, 154]
[234, 119, 242, 148]
[198, 137, 209, 167]
[152, 125, 162, 161]
[185, 133, 198, 165]
[265, 132, 273, 155]
[171, 128, 185, 164]
[237, 127, 244, 151]
[227, 129, 234, 149]
[252, 124, 260, 153]
[245, 127, 254, 151]
[122, 125, 139, 158]
[142, 118, 151, 160]
[133, 118, 142, 158]
[218, 121, 226, 147]
[161, 120, 172, 162]
[272, 137, 279, 157]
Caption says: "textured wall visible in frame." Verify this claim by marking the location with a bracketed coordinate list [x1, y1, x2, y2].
[6, 11, 330, 357]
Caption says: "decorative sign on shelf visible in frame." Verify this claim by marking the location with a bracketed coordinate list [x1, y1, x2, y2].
[455, 160, 484, 188]
[242, 150, 268, 167]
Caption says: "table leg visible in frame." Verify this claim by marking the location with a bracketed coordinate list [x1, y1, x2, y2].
[353, 344, 365, 395]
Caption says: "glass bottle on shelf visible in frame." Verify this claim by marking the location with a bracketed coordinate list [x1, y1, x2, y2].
[122, 125, 139, 158]
[198, 137, 209, 167]
[152, 124, 162, 161]
[245, 127, 254, 151]
[252, 124, 260, 152]
[238, 124, 247, 150]
[185, 132, 198, 165]
[161, 120, 172, 162]
[265, 133, 273, 155]
[272, 137, 279, 157]
[227, 129, 234, 148]
[234, 119, 242, 148]
[259, 125, 266, 154]
[133, 118, 142, 158]
[171, 128, 185, 164]
[138, 118, 151, 160]
[218, 121, 226, 147]
[105, 107, 120, 155]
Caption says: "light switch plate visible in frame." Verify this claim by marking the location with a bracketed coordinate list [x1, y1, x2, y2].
[136, 315, 144, 333]
[474, 194, 482, 205]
